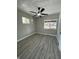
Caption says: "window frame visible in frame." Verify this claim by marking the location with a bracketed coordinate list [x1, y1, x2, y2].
[22, 16, 30, 24]
[44, 20, 57, 29]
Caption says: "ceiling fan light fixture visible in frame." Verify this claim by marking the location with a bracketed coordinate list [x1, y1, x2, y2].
[37, 13, 41, 16]
[30, 7, 48, 17]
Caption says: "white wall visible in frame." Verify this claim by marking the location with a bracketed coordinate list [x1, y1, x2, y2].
[17, 9, 35, 40]
[57, 13, 61, 50]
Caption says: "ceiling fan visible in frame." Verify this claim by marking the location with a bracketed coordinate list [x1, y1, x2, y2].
[30, 7, 48, 17]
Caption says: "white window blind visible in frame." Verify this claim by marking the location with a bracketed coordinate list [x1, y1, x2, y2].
[44, 20, 56, 29]
[22, 16, 30, 24]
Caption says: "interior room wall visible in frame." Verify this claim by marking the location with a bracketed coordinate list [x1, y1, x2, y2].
[34, 13, 59, 35]
[17, 9, 35, 40]
[57, 13, 61, 50]
[17, 9, 60, 41]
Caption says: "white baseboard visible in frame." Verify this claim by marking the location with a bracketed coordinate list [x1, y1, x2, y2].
[36, 32, 57, 37]
[17, 32, 36, 42]
[17, 32, 57, 42]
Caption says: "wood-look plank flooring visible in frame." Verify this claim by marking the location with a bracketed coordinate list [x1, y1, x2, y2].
[17, 34, 61, 59]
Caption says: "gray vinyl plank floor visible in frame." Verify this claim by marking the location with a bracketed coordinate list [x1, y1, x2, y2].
[17, 34, 61, 59]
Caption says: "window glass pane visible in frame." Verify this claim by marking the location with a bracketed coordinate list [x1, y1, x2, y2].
[44, 23, 49, 29]
[22, 16, 30, 24]
[44, 20, 56, 29]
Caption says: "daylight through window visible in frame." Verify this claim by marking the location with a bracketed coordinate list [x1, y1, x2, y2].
[44, 20, 56, 29]
[22, 16, 30, 24]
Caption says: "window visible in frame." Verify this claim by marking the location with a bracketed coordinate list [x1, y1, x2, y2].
[44, 20, 56, 29]
[22, 16, 30, 24]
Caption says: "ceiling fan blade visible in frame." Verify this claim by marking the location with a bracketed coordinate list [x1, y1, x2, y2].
[41, 13, 48, 15]
[30, 11, 36, 13]
[38, 7, 41, 10]
[41, 8, 45, 12]
[33, 15, 36, 16]
[40, 16, 42, 17]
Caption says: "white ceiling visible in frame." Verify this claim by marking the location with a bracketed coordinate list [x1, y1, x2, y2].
[17, 0, 61, 15]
